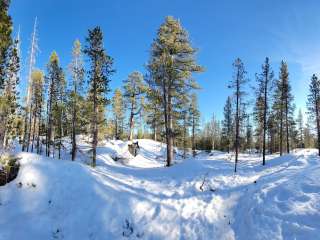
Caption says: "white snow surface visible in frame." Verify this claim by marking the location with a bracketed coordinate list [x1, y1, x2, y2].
[0, 139, 319, 240]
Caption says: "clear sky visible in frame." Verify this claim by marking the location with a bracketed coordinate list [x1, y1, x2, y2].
[9, 0, 319, 121]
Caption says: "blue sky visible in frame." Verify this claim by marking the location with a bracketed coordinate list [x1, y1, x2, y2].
[9, 0, 318, 121]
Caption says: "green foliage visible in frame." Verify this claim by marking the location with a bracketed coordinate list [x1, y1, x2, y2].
[0, 0, 12, 88]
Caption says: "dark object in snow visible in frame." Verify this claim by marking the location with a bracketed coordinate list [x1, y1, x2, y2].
[254, 180, 257, 184]
[17, 182, 23, 188]
[122, 219, 134, 237]
[48, 200, 52, 205]
[0, 155, 20, 186]
[128, 141, 140, 157]
[31, 183, 37, 188]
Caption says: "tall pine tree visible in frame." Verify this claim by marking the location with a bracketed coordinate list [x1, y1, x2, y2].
[84, 26, 114, 167]
[147, 16, 203, 166]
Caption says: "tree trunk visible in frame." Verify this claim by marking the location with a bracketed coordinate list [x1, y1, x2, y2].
[26, 103, 33, 152]
[262, 74, 268, 165]
[315, 96, 320, 156]
[234, 70, 240, 173]
[92, 75, 98, 167]
[128, 102, 134, 141]
[31, 106, 37, 152]
[22, 109, 29, 151]
[285, 99, 290, 154]
[71, 94, 77, 161]
[192, 115, 196, 157]
[37, 102, 42, 154]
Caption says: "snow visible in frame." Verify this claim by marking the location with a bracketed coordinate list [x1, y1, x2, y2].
[0, 140, 319, 240]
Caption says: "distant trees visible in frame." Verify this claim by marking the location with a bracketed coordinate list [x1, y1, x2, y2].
[112, 88, 125, 139]
[123, 71, 146, 141]
[229, 58, 248, 172]
[84, 26, 114, 167]
[296, 109, 304, 148]
[307, 74, 320, 156]
[221, 96, 233, 152]
[189, 93, 200, 156]
[69, 40, 84, 161]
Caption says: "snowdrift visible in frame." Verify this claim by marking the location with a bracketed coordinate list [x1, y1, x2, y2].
[0, 140, 319, 240]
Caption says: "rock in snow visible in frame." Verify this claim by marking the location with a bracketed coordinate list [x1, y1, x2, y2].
[0, 140, 319, 240]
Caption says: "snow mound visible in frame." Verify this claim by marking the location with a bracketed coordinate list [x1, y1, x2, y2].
[1, 147, 320, 240]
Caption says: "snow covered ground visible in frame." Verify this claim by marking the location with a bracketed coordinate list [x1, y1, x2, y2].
[0, 139, 319, 240]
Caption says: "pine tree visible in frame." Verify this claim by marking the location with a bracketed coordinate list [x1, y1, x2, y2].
[0, 0, 12, 89]
[145, 77, 163, 141]
[297, 108, 304, 148]
[147, 16, 203, 166]
[45, 52, 65, 158]
[123, 71, 146, 141]
[84, 26, 114, 167]
[273, 61, 294, 155]
[221, 96, 233, 153]
[307, 74, 320, 155]
[189, 93, 200, 156]
[30, 70, 44, 153]
[254, 57, 274, 165]
[0, 37, 20, 148]
[112, 88, 124, 139]
[69, 39, 84, 160]
[245, 115, 253, 151]
[229, 58, 248, 172]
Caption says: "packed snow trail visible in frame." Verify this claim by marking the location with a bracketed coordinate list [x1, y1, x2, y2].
[0, 140, 319, 240]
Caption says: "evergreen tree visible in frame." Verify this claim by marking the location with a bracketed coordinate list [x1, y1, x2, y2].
[69, 39, 84, 160]
[147, 16, 203, 166]
[254, 57, 274, 165]
[123, 71, 146, 141]
[84, 26, 114, 167]
[307, 74, 320, 155]
[112, 88, 125, 139]
[221, 96, 233, 152]
[30, 70, 44, 153]
[45, 52, 65, 158]
[273, 61, 294, 155]
[189, 93, 200, 156]
[297, 108, 304, 148]
[0, 37, 20, 147]
[0, 0, 12, 89]
[245, 115, 253, 151]
[229, 58, 248, 172]
[145, 77, 163, 141]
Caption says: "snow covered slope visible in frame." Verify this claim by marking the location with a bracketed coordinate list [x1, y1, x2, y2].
[0, 140, 319, 240]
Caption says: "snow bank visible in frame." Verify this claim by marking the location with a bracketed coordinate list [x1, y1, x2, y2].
[0, 141, 319, 240]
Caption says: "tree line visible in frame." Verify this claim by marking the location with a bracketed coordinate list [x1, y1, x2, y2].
[0, 1, 319, 171]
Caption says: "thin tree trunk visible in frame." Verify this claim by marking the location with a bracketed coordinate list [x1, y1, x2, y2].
[26, 103, 33, 152]
[128, 102, 134, 141]
[315, 96, 320, 156]
[234, 70, 240, 173]
[92, 74, 98, 167]
[262, 72, 268, 165]
[37, 102, 42, 154]
[285, 99, 290, 154]
[31, 105, 37, 152]
[22, 109, 29, 151]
